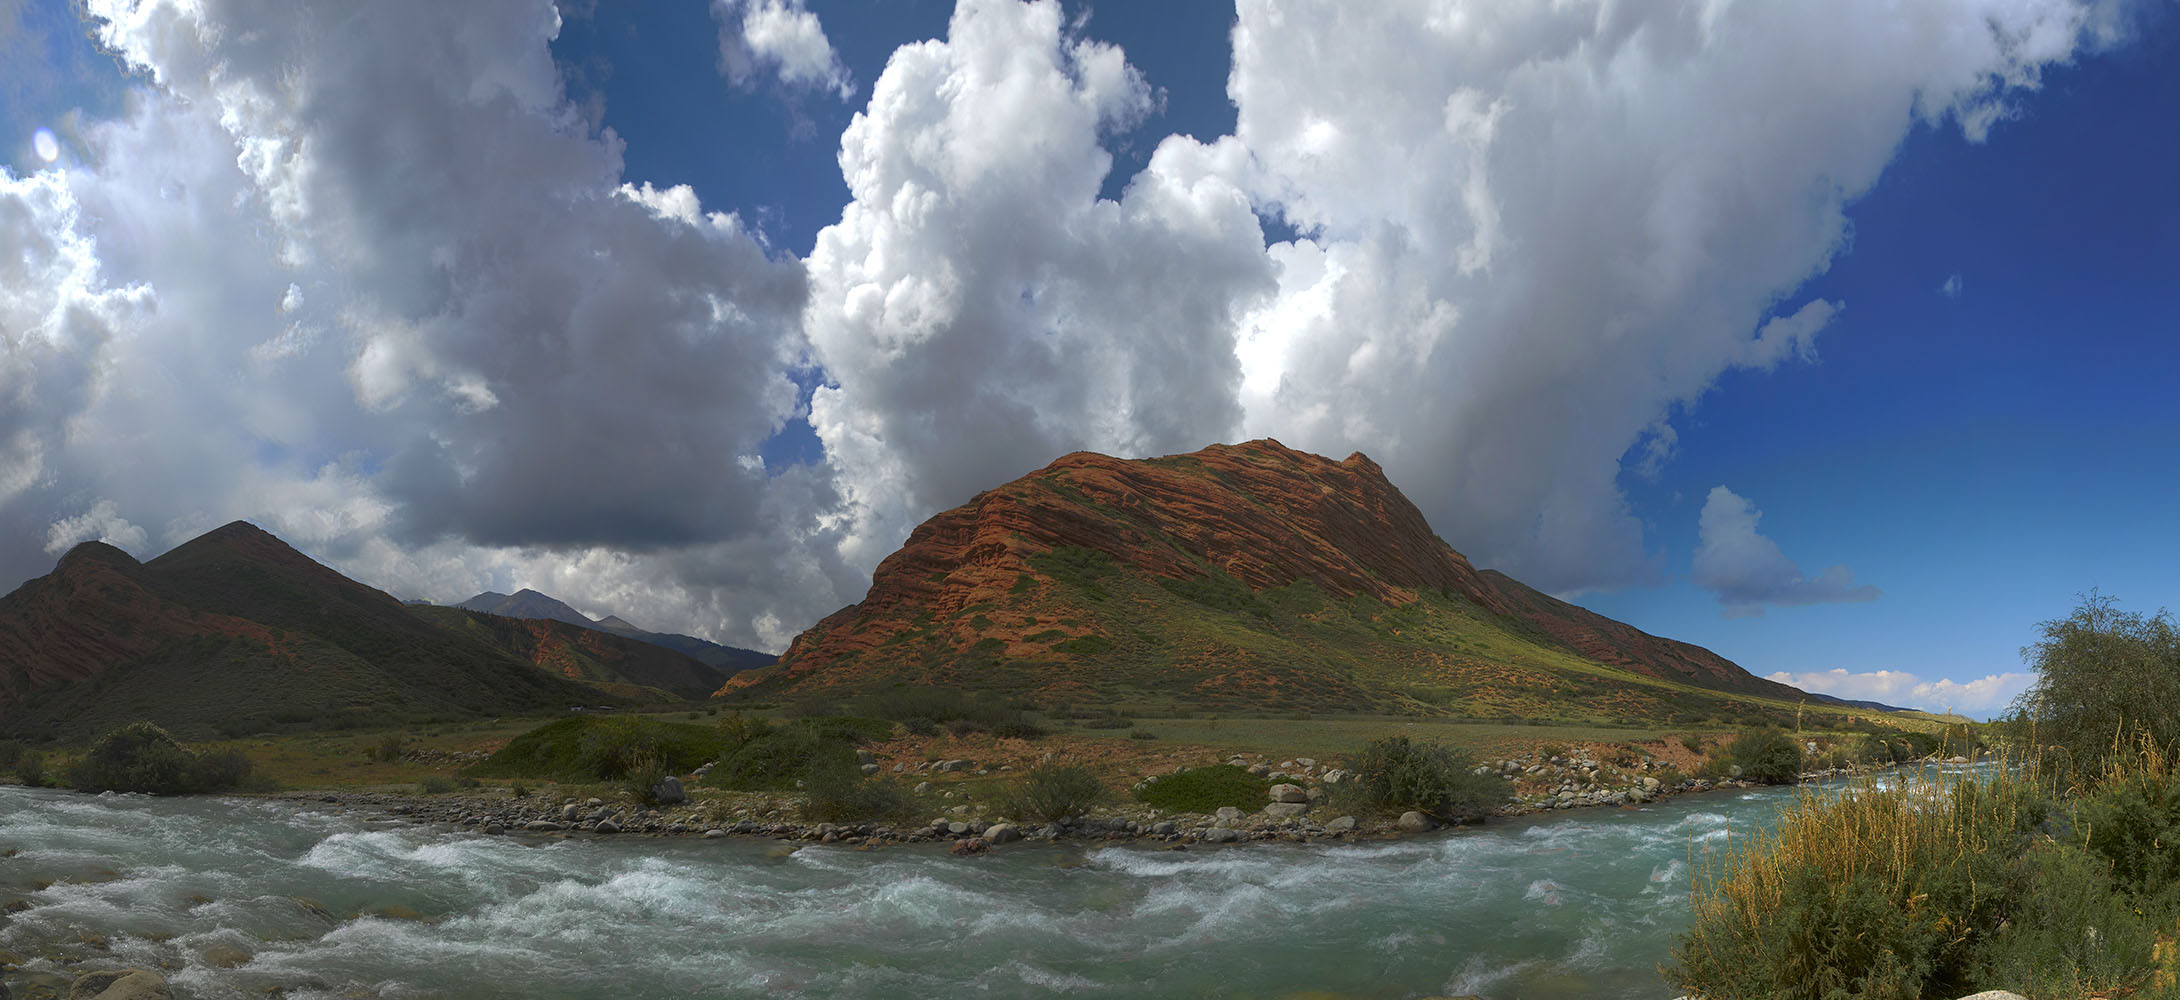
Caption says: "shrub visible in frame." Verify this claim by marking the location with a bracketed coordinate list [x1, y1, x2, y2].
[0, 738, 22, 771]
[991, 721, 1048, 740]
[1135, 764, 1271, 813]
[900, 717, 942, 737]
[193, 749, 255, 791]
[16, 750, 48, 787]
[468, 716, 728, 783]
[1728, 728, 1804, 785]
[66, 722, 256, 795]
[1667, 767, 2153, 1000]
[370, 734, 406, 763]
[621, 754, 668, 805]
[801, 760, 916, 824]
[1000, 763, 1105, 822]
[1339, 736, 1507, 821]
[2071, 742, 2180, 906]
[1130, 730, 1157, 741]
[711, 723, 855, 791]
[1079, 714, 1134, 730]
[1679, 734, 1705, 755]
[418, 776, 458, 794]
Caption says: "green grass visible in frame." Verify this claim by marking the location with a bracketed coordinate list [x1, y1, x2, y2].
[746, 538, 1895, 735]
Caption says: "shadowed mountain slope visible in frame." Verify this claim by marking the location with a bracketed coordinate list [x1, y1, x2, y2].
[0, 523, 610, 741]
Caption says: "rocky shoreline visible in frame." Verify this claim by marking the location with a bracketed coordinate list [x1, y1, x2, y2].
[265, 744, 1970, 852]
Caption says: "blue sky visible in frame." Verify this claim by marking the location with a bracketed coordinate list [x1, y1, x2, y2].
[2, 0, 2174, 716]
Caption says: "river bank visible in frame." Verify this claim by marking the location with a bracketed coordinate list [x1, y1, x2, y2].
[257, 739, 1961, 852]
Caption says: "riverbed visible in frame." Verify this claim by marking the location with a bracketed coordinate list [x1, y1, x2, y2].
[0, 772, 1942, 1000]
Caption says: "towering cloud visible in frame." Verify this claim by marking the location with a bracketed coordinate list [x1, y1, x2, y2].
[0, 0, 848, 650]
[0, 0, 2130, 652]
[1217, 0, 2106, 593]
[802, 0, 1274, 569]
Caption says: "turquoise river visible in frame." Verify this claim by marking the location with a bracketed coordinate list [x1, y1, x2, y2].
[0, 769, 1963, 999]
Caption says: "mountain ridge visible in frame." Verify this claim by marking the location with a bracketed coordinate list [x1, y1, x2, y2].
[0, 522, 616, 740]
[727, 440, 1838, 727]
[452, 589, 774, 673]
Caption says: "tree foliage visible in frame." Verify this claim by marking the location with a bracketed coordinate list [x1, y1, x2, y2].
[2010, 592, 2180, 774]
[67, 721, 257, 795]
[1728, 728, 1805, 785]
[1340, 735, 1507, 821]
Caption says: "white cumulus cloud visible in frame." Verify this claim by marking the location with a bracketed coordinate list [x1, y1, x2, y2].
[0, 0, 2139, 654]
[802, 0, 1274, 570]
[1216, 0, 2109, 595]
[1694, 486, 1878, 616]
[1767, 667, 2036, 718]
[711, 0, 855, 99]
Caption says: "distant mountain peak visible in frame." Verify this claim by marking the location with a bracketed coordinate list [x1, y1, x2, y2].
[55, 540, 142, 571]
[454, 590, 774, 675]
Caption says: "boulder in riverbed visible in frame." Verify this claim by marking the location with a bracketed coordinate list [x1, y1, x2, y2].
[1396, 811, 1433, 833]
[651, 776, 687, 805]
[66, 970, 171, 1000]
[1268, 783, 1308, 804]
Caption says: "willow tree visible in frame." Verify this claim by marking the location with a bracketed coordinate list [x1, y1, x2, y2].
[2011, 592, 2180, 774]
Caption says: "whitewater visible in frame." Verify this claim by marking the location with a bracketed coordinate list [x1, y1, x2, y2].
[0, 775, 1902, 999]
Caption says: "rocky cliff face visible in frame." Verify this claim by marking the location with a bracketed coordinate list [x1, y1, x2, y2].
[732, 440, 1805, 713]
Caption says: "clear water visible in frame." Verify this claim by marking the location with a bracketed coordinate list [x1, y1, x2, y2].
[0, 775, 1948, 1000]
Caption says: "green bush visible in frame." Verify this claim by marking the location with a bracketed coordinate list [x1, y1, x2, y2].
[0, 738, 22, 771]
[1679, 734, 1705, 755]
[1000, 763, 1105, 822]
[16, 749, 48, 787]
[621, 755, 669, 805]
[801, 760, 916, 824]
[418, 776, 458, 794]
[1728, 728, 1804, 785]
[2071, 746, 2180, 906]
[711, 723, 855, 791]
[468, 715, 727, 782]
[66, 722, 257, 795]
[1135, 765, 1271, 813]
[1338, 736, 1507, 821]
[370, 734, 406, 763]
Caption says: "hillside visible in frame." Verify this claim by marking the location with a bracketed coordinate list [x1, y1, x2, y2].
[726, 440, 1851, 729]
[409, 605, 729, 701]
[0, 522, 610, 741]
[455, 588, 774, 672]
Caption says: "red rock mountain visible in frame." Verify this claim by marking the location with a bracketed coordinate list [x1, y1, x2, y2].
[729, 440, 1812, 718]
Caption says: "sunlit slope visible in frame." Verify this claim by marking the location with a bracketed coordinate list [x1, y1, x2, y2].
[727, 440, 1861, 729]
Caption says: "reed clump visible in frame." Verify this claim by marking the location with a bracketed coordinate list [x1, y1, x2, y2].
[1668, 746, 2180, 999]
